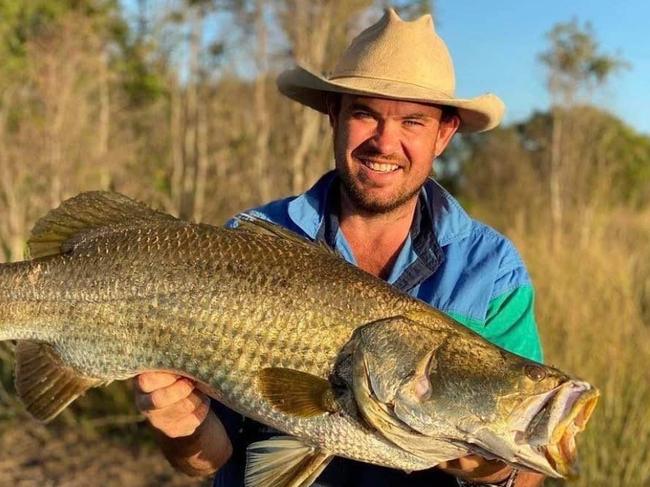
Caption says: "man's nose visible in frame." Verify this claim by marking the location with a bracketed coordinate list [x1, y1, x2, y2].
[371, 120, 401, 154]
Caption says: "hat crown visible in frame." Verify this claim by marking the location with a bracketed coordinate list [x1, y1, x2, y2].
[276, 8, 505, 132]
[331, 9, 455, 97]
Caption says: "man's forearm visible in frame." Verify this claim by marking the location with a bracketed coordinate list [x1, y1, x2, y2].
[512, 470, 545, 487]
[456, 465, 545, 487]
[155, 409, 233, 477]
[468, 468, 544, 487]
[442, 456, 545, 487]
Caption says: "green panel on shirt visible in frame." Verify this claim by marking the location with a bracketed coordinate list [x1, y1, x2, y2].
[447, 285, 544, 363]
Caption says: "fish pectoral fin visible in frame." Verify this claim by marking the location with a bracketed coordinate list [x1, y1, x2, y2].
[258, 368, 339, 417]
[15, 341, 107, 422]
[245, 436, 332, 487]
[27, 191, 179, 259]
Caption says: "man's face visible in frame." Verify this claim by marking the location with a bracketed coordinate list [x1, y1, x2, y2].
[330, 95, 458, 214]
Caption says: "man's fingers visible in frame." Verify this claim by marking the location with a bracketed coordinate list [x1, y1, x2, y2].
[135, 372, 180, 393]
[438, 455, 483, 472]
[438, 454, 511, 481]
[136, 378, 195, 412]
[174, 391, 210, 417]
[146, 390, 206, 419]
[146, 394, 211, 438]
[191, 394, 211, 422]
[134, 371, 212, 439]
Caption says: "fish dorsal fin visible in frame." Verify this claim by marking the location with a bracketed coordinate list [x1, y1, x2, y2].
[28, 191, 180, 259]
[15, 341, 106, 422]
[245, 436, 332, 487]
[232, 215, 338, 256]
[258, 368, 339, 417]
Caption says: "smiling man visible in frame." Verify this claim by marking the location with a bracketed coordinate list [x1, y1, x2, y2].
[330, 95, 459, 281]
[135, 8, 545, 487]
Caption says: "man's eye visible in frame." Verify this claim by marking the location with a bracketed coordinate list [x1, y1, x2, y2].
[352, 111, 372, 119]
[404, 119, 424, 127]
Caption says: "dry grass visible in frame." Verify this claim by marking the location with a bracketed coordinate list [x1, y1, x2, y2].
[0, 421, 208, 487]
[0, 357, 209, 486]
[507, 209, 650, 486]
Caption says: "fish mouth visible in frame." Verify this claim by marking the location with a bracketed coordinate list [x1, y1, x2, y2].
[523, 381, 599, 477]
[542, 385, 599, 476]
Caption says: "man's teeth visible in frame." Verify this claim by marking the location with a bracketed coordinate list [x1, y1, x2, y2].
[362, 160, 399, 172]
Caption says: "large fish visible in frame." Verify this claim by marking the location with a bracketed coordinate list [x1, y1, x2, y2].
[0, 192, 598, 486]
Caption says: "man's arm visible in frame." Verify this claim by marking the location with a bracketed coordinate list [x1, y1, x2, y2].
[134, 372, 232, 476]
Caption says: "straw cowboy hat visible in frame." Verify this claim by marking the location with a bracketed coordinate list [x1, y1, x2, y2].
[277, 8, 505, 133]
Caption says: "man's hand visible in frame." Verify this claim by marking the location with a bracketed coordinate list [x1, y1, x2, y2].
[135, 372, 210, 438]
[439, 455, 545, 486]
[135, 372, 232, 476]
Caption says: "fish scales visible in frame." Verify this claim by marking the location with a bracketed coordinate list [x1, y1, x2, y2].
[0, 218, 430, 469]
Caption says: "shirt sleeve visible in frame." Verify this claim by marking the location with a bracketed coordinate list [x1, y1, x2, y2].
[481, 284, 544, 363]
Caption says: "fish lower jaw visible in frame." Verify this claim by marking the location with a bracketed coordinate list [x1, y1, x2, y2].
[543, 390, 599, 477]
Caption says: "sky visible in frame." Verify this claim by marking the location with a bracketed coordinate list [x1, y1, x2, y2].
[121, 0, 649, 135]
[435, 0, 650, 134]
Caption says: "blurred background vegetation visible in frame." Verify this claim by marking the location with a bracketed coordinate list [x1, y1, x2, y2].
[0, 0, 647, 485]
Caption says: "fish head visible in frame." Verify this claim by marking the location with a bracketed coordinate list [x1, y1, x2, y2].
[428, 350, 600, 478]
[338, 315, 599, 477]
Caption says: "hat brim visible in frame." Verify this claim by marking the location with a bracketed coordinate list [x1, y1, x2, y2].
[278, 66, 505, 133]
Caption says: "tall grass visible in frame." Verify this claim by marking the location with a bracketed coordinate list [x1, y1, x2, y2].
[507, 210, 650, 486]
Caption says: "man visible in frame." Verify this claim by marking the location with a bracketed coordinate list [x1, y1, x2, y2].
[134, 9, 544, 487]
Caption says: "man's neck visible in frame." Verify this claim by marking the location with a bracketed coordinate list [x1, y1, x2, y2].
[338, 192, 418, 279]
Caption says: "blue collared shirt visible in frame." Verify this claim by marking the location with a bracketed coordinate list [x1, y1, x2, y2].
[213, 171, 543, 486]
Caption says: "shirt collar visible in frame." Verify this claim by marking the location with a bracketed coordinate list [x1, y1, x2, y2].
[287, 172, 335, 240]
[287, 170, 473, 247]
[422, 177, 473, 246]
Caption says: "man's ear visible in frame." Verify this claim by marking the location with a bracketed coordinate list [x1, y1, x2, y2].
[434, 113, 460, 157]
[325, 93, 341, 129]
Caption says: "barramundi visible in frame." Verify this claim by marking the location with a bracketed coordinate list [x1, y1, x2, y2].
[0, 192, 598, 486]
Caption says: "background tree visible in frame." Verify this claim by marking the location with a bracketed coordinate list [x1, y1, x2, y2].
[538, 20, 628, 248]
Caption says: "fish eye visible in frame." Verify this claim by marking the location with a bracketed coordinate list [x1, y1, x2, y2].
[524, 364, 547, 382]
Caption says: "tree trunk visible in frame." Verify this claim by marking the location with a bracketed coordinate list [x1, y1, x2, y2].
[0, 95, 26, 262]
[254, 0, 271, 202]
[288, 2, 333, 194]
[194, 82, 209, 222]
[179, 9, 202, 220]
[550, 108, 563, 251]
[170, 75, 184, 215]
[97, 48, 111, 190]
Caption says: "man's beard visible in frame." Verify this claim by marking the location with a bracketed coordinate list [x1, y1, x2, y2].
[338, 167, 423, 214]
[332, 128, 428, 214]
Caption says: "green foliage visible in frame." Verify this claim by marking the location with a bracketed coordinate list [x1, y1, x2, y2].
[115, 42, 169, 105]
[457, 105, 650, 222]
[460, 107, 650, 486]
[0, 0, 119, 51]
[609, 124, 650, 207]
[0, 0, 164, 106]
[539, 19, 629, 103]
